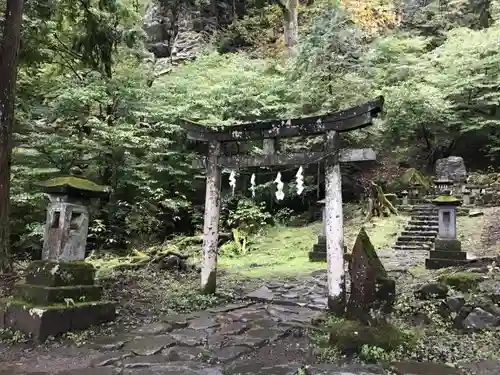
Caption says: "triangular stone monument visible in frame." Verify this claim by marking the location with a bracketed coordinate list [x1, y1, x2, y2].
[346, 228, 395, 322]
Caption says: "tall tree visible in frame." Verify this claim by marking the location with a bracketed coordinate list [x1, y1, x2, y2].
[0, 0, 24, 273]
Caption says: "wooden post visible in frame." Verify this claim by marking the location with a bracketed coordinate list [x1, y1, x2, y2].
[201, 140, 222, 294]
[324, 131, 346, 314]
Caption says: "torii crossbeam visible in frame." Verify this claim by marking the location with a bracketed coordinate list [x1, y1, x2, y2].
[179, 96, 384, 314]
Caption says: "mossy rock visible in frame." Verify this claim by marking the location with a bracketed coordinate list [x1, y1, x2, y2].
[0, 297, 116, 342]
[13, 283, 102, 305]
[437, 272, 485, 292]
[328, 319, 414, 354]
[26, 261, 95, 287]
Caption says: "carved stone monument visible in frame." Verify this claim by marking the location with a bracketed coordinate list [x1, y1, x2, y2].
[0, 177, 116, 341]
[425, 193, 468, 269]
[346, 228, 395, 322]
[435, 156, 467, 183]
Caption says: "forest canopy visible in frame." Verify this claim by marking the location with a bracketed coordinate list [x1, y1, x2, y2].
[2, 0, 500, 259]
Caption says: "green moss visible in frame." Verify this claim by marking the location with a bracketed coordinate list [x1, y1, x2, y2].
[432, 195, 461, 206]
[327, 318, 415, 354]
[37, 177, 109, 192]
[26, 261, 95, 287]
[1, 296, 113, 311]
[13, 284, 102, 305]
[437, 272, 484, 292]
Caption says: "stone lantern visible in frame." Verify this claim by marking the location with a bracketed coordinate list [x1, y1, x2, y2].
[401, 190, 409, 206]
[410, 183, 421, 198]
[40, 177, 110, 261]
[433, 178, 453, 194]
[425, 194, 468, 269]
[0, 177, 116, 342]
[462, 188, 471, 206]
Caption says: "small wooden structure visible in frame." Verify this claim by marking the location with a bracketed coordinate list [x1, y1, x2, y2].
[180, 97, 384, 313]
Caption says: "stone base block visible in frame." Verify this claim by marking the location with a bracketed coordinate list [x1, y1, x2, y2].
[26, 260, 95, 287]
[0, 299, 115, 342]
[429, 251, 466, 260]
[14, 283, 102, 305]
[309, 251, 326, 262]
[425, 258, 469, 270]
[434, 238, 462, 251]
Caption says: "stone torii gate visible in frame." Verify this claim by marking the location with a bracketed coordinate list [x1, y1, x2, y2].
[180, 96, 384, 313]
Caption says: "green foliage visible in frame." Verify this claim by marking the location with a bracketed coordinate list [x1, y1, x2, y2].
[9, 0, 500, 257]
[326, 317, 416, 356]
[437, 272, 484, 292]
[225, 198, 272, 235]
[359, 344, 392, 363]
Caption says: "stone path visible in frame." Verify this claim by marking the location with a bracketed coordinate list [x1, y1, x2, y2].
[3, 216, 500, 375]
[0, 300, 389, 374]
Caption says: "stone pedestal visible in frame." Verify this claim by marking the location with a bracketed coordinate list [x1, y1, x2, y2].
[309, 235, 348, 262]
[0, 177, 116, 341]
[309, 235, 327, 262]
[425, 194, 468, 269]
[1, 261, 116, 341]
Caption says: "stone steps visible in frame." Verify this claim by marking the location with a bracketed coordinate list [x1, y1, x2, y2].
[411, 215, 438, 220]
[410, 219, 438, 226]
[405, 226, 438, 233]
[393, 244, 432, 251]
[394, 204, 439, 251]
[400, 231, 437, 237]
[397, 235, 437, 242]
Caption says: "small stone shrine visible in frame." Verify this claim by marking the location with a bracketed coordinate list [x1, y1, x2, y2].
[0, 177, 116, 341]
[309, 199, 327, 262]
[425, 193, 468, 269]
[346, 228, 395, 322]
[309, 199, 348, 262]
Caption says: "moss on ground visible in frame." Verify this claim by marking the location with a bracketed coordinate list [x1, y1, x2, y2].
[219, 215, 408, 278]
[437, 272, 484, 292]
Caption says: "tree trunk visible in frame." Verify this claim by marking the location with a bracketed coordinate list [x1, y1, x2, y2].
[282, 0, 299, 58]
[0, 0, 24, 274]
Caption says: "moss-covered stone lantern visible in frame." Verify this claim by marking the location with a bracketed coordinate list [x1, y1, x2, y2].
[425, 194, 468, 269]
[0, 177, 116, 342]
[39, 177, 109, 261]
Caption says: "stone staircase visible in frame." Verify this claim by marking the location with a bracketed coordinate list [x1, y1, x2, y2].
[394, 204, 439, 251]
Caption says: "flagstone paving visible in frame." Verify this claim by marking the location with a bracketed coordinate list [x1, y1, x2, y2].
[1, 300, 388, 374]
[1, 246, 497, 374]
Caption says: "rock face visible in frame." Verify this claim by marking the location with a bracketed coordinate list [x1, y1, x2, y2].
[142, 1, 214, 61]
[435, 156, 467, 183]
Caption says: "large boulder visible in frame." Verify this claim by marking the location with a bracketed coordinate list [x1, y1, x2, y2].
[435, 156, 467, 182]
[142, 1, 212, 60]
